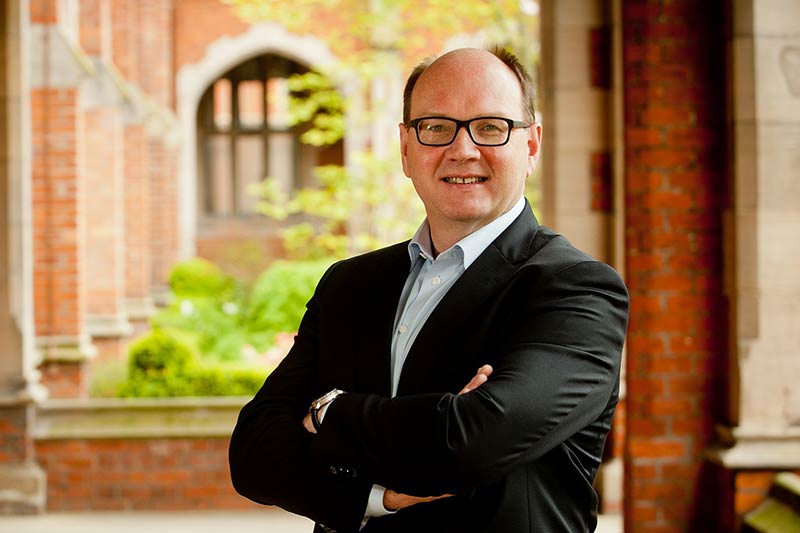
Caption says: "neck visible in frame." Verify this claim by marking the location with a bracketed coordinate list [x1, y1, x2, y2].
[428, 220, 484, 257]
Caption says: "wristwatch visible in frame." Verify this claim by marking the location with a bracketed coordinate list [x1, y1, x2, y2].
[309, 389, 344, 431]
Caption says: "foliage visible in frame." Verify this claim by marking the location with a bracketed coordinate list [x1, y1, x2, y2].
[154, 258, 248, 361]
[257, 153, 423, 259]
[245, 259, 333, 340]
[151, 257, 331, 360]
[117, 329, 268, 398]
[220, 0, 539, 72]
[287, 71, 346, 146]
[168, 257, 237, 300]
[111, 255, 333, 398]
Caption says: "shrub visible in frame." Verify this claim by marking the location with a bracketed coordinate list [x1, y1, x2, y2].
[245, 259, 333, 343]
[168, 258, 236, 299]
[153, 258, 246, 362]
[117, 329, 269, 398]
[114, 257, 334, 398]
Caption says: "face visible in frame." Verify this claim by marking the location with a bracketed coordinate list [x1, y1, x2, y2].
[400, 49, 542, 239]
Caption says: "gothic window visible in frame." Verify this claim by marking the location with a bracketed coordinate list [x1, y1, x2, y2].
[196, 55, 341, 218]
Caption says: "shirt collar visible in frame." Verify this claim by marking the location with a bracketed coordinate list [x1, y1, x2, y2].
[407, 196, 526, 270]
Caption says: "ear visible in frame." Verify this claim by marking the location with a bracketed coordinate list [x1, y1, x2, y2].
[399, 123, 412, 178]
[526, 123, 543, 177]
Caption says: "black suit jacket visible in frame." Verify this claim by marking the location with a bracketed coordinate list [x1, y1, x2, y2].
[229, 204, 629, 532]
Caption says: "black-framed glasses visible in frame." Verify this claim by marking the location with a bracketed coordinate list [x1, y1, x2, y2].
[406, 116, 531, 147]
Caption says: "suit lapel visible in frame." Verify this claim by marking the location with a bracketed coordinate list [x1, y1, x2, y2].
[352, 243, 411, 397]
[396, 205, 540, 394]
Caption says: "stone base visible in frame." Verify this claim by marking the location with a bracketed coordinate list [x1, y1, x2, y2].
[35, 334, 97, 363]
[707, 424, 800, 527]
[0, 462, 46, 515]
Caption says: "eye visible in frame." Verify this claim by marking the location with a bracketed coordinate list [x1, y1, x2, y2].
[478, 123, 501, 132]
[423, 123, 446, 132]
[419, 119, 454, 133]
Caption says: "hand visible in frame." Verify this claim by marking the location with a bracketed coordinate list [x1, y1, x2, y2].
[459, 364, 493, 394]
[383, 488, 453, 511]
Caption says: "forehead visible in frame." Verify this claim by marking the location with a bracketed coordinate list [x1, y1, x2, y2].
[410, 51, 524, 118]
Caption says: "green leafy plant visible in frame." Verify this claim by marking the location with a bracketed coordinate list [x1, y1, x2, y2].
[117, 329, 269, 398]
[168, 257, 237, 300]
[245, 259, 334, 341]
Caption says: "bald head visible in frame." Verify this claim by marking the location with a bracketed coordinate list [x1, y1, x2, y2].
[402, 46, 536, 124]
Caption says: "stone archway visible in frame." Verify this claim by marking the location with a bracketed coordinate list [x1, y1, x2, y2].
[175, 23, 361, 260]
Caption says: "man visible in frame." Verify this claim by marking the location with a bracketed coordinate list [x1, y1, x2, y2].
[229, 46, 628, 532]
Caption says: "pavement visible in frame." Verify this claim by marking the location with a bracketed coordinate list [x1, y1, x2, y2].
[1, 509, 623, 532]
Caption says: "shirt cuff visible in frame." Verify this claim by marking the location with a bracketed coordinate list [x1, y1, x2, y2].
[360, 484, 395, 529]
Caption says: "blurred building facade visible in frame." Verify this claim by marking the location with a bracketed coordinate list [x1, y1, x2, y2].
[1, 0, 799, 531]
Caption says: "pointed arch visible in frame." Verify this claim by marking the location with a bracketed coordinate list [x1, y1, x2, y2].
[175, 23, 362, 258]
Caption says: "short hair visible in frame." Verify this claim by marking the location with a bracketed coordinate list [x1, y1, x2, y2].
[402, 45, 537, 125]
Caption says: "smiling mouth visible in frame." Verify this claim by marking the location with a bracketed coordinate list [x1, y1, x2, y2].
[443, 176, 487, 184]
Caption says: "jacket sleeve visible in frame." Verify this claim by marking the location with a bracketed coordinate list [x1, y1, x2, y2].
[228, 262, 372, 532]
[311, 259, 629, 496]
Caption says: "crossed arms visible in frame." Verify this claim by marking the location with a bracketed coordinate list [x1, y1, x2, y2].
[229, 255, 628, 531]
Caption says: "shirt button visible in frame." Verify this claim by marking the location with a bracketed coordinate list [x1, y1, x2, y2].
[398, 325, 408, 334]
[432, 275, 441, 286]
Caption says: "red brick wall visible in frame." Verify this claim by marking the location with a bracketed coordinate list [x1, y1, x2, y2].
[124, 124, 152, 303]
[622, 1, 729, 532]
[79, 0, 106, 57]
[37, 362, 88, 399]
[139, 0, 175, 108]
[148, 138, 180, 291]
[29, 0, 57, 24]
[110, 0, 140, 85]
[35, 438, 256, 511]
[0, 407, 33, 464]
[174, 0, 248, 70]
[31, 87, 86, 340]
[84, 106, 124, 318]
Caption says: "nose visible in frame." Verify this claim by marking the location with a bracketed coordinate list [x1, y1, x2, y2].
[446, 125, 480, 160]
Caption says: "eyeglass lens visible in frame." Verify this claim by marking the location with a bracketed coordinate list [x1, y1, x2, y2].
[416, 118, 511, 146]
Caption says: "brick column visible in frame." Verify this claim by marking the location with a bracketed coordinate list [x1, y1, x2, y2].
[78, 0, 134, 363]
[83, 104, 132, 361]
[148, 136, 180, 299]
[30, 0, 96, 397]
[123, 123, 154, 333]
[622, 1, 729, 532]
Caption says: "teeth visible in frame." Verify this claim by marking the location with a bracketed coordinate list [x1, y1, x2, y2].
[444, 177, 485, 184]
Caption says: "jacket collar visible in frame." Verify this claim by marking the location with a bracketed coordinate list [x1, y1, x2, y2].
[396, 201, 541, 394]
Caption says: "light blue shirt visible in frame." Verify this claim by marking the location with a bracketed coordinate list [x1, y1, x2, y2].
[390, 196, 526, 395]
[364, 195, 526, 522]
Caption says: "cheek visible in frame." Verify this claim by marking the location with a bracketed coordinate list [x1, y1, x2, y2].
[407, 151, 440, 175]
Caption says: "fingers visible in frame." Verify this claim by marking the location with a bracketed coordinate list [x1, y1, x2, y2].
[459, 364, 494, 394]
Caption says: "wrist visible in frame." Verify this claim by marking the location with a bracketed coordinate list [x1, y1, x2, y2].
[308, 388, 344, 431]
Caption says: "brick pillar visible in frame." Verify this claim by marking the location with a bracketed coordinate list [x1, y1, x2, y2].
[139, 0, 174, 109]
[148, 136, 180, 299]
[622, 1, 729, 532]
[109, 0, 139, 83]
[123, 123, 154, 333]
[31, 0, 96, 398]
[83, 106, 132, 361]
[81, 0, 133, 362]
[31, 85, 96, 396]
